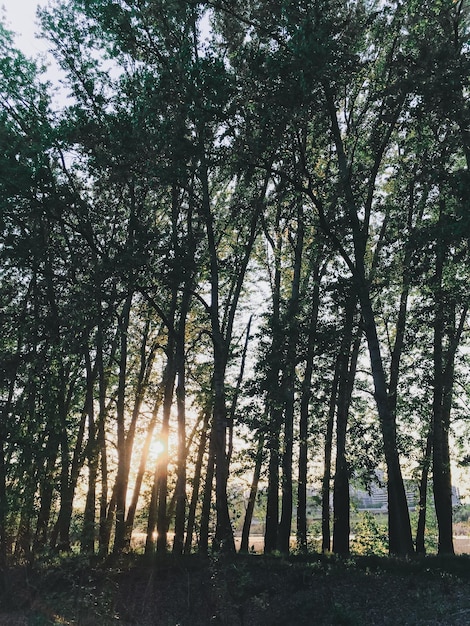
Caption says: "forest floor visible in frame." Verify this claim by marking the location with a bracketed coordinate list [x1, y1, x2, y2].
[1, 552, 470, 625]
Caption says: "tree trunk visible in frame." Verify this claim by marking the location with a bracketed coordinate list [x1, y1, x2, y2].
[431, 204, 466, 556]
[0, 437, 6, 569]
[173, 286, 192, 555]
[324, 84, 414, 556]
[185, 405, 211, 554]
[321, 350, 342, 553]
[264, 215, 283, 554]
[278, 204, 304, 555]
[199, 143, 234, 553]
[431, 220, 454, 555]
[113, 294, 133, 554]
[227, 316, 252, 467]
[156, 352, 176, 554]
[97, 322, 112, 557]
[333, 298, 359, 556]
[240, 434, 264, 553]
[432, 312, 455, 555]
[199, 423, 215, 554]
[35, 435, 59, 552]
[81, 347, 98, 554]
[297, 264, 321, 553]
[361, 291, 414, 555]
[124, 388, 163, 549]
[415, 429, 433, 554]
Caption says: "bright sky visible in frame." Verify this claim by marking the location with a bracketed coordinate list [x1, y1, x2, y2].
[2, 0, 51, 57]
[2, 0, 70, 104]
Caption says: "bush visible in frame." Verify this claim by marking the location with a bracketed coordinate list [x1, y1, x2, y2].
[351, 511, 388, 556]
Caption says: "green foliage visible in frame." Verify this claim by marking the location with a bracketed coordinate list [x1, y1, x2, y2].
[351, 512, 389, 557]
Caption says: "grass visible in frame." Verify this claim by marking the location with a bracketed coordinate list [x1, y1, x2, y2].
[1, 551, 470, 624]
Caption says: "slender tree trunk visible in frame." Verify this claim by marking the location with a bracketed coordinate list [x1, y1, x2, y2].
[125, 389, 163, 549]
[15, 509, 33, 561]
[185, 406, 211, 554]
[52, 370, 87, 552]
[115, 318, 157, 552]
[97, 323, 111, 556]
[361, 290, 414, 555]
[416, 429, 433, 554]
[199, 144, 235, 553]
[297, 264, 321, 553]
[145, 461, 159, 556]
[227, 316, 253, 468]
[212, 351, 235, 552]
[333, 298, 359, 556]
[0, 437, 6, 570]
[278, 206, 304, 555]
[199, 424, 215, 554]
[432, 205, 458, 556]
[432, 316, 454, 555]
[81, 347, 98, 554]
[173, 290, 192, 555]
[113, 294, 133, 554]
[264, 407, 281, 554]
[0, 333, 21, 567]
[264, 216, 283, 554]
[321, 349, 343, 553]
[35, 434, 59, 552]
[240, 434, 264, 553]
[432, 220, 454, 555]
[156, 352, 176, 554]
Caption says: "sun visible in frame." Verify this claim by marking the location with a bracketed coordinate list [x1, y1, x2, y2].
[149, 439, 165, 459]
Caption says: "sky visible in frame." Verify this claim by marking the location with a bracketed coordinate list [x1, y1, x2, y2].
[2, 0, 51, 57]
[2, 0, 71, 104]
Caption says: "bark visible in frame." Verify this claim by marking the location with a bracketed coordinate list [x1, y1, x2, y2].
[297, 262, 321, 553]
[198, 424, 215, 554]
[97, 322, 113, 557]
[432, 306, 454, 555]
[145, 461, 159, 556]
[0, 437, 6, 569]
[124, 388, 163, 549]
[278, 204, 304, 555]
[199, 147, 234, 553]
[81, 348, 98, 554]
[185, 406, 211, 554]
[333, 299, 359, 556]
[415, 429, 433, 554]
[35, 434, 59, 552]
[264, 213, 283, 554]
[321, 353, 341, 553]
[227, 316, 253, 467]
[114, 307, 157, 554]
[431, 204, 468, 555]
[113, 293, 133, 555]
[240, 434, 264, 553]
[156, 351, 177, 554]
[264, 407, 281, 553]
[173, 288, 192, 555]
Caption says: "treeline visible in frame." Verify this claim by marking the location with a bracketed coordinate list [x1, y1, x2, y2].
[1, 0, 470, 564]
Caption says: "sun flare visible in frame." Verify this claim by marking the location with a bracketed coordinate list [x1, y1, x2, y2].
[150, 439, 165, 459]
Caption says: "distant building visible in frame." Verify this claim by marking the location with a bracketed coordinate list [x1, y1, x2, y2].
[351, 474, 461, 513]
